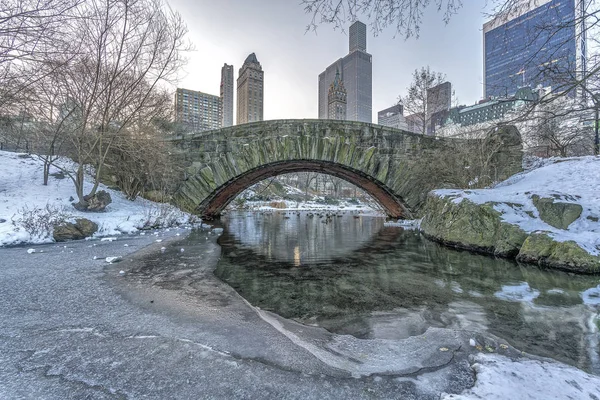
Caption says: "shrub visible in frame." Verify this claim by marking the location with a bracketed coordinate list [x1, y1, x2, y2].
[269, 201, 287, 209]
[139, 203, 190, 230]
[12, 204, 73, 240]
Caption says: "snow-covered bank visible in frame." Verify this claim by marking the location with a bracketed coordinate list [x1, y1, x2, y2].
[421, 156, 600, 272]
[434, 156, 600, 256]
[0, 151, 192, 246]
[231, 199, 379, 213]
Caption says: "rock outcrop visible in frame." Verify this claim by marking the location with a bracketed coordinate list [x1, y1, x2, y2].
[421, 193, 599, 274]
[53, 218, 99, 242]
[420, 194, 528, 258]
[517, 233, 600, 273]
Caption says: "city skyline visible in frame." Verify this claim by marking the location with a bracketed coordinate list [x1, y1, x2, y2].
[167, 0, 493, 122]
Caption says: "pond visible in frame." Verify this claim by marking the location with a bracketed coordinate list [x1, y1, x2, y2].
[213, 211, 600, 374]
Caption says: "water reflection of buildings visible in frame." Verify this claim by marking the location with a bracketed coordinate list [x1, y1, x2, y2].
[222, 213, 384, 265]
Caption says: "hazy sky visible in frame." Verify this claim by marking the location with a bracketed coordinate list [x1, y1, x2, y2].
[169, 0, 494, 121]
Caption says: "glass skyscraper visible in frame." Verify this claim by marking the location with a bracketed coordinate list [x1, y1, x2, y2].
[483, 0, 586, 98]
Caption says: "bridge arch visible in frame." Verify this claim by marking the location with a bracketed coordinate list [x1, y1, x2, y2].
[171, 120, 523, 219]
[199, 160, 411, 219]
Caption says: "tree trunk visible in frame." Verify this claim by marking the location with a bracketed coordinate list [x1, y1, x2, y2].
[43, 161, 50, 185]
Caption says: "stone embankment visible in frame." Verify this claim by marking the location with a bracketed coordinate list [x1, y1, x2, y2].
[420, 157, 600, 273]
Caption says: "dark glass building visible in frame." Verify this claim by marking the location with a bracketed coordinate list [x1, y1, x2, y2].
[483, 0, 586, 98]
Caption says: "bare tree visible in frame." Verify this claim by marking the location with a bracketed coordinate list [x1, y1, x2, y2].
[519, 97, 594, 157]
[402, 66, 446, 136]
[301, 0, 464, 38]
[38, 0, 189, 210]
[0, 0, 81, 111]
[105, 122, 183, 201]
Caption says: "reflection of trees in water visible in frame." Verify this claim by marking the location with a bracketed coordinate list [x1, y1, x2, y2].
[215, 215, 600, 373]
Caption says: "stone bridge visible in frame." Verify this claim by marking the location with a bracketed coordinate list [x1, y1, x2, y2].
[171, 120, 522, 219]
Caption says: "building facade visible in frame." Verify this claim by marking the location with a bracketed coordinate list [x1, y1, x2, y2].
[405, 113, 424, 134]
[445, 87, 539, 127]
[327, 69, 347, 120]
[237, 53, 264, 125]
[220, 63, 234, 127]
[174, 88, 222, 132]
[426, 82, 452, 135]
[377, 104, 408, 130]
[483, 0, 586, 98]
[318, 21, 372, 123]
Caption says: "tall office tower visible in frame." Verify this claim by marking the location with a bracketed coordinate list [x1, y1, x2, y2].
[220, 63, 234, 127]
[237, 53, 264, 124]
[174, 88, 222, 132]
[327, 69, 347, 120]
[318, 21, 372, 123]
[483, 0, 586, 98]
[426, 81, 452, 135]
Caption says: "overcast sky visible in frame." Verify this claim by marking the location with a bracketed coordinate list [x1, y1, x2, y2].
[168, 0, 494, 121]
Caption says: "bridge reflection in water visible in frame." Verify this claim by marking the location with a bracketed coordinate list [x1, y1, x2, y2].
[215, 212, 600, 374]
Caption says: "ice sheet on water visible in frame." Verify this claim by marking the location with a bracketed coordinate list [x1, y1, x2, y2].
[442, 353, 600, 400]
[494, 282, 540, 303]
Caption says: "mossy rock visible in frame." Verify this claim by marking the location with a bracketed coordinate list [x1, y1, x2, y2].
[53, 218, 98, 242]
[531, 195, 582, 230]
[517, 233, 600, 273]
[420, 194, 527, 257]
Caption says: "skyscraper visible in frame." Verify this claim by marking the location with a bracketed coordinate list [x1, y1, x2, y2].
[483, 0, 586, 98]
[318, 21, 372, 123]
[237, 53, 264, 125]
[220, 63, 234, 127]
[174, 88, 222, 132]
[426, 82, 452, 135]
[327, 69, 347, 120]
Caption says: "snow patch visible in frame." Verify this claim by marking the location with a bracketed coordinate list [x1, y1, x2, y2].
[0, 150, 193, 246]
[443, 353, 600, 400]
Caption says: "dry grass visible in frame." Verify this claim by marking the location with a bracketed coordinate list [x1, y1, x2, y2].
[269, 201, 287, 209]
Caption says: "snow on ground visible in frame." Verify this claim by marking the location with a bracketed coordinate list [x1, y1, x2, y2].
[0, 150, 192, 246]
[442, 353, 600, 400]
[239, 199, 379, 213]
[434, 156, 600, 256]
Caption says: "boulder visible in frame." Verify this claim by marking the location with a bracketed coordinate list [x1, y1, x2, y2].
[420, 194, 527, 258]
[53, 218, 98, 242]
[532, 195, 582, 230]
[517, 233, 600, 273]
[74, 218, 99, 237]
[73, 190, 112, 212]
